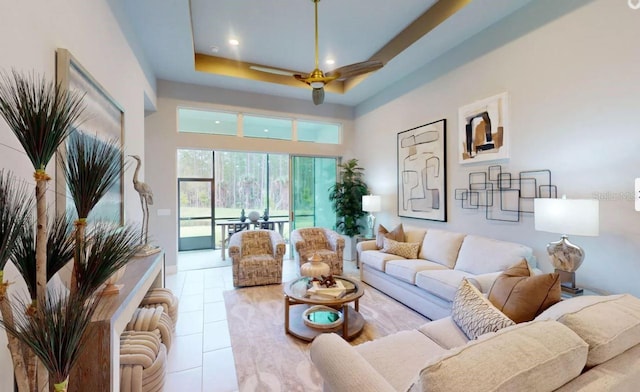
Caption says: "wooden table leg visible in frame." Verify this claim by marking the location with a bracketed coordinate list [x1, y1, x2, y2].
[221, 224, 227, 260]
[354, 298, 359, 312]
[342, 303, 349, 339]
[284, 295, 290, 335]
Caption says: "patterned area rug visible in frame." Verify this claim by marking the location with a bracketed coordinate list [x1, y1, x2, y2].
[224, 282, 429, 392]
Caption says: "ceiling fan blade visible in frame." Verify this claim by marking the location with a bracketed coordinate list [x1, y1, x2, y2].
[326, 60, 384, 80]
[312, 87, 325, 105]
[250, 65, 297, 77]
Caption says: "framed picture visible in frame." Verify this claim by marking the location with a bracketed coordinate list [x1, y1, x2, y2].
[397, 119, 447, 222]
[458, 92, 509, 164]
[55, 48, 125, 225]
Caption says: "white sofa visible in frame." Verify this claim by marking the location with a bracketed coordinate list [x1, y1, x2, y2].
[357, 227, 535, 320]
[310, 294, 640, 392]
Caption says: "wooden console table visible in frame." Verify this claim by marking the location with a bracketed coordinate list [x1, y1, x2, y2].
[69, 251, 164, 392]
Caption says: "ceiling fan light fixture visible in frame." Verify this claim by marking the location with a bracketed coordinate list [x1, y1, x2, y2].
[312, 87, 325, 105]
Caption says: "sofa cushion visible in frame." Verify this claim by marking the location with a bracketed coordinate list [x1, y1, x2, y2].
[535, 294, 640, 367]
[419, 229, 465, 268]
[356, 330, 447, 392]
[451, 279, 515, 340]
[454, 235, 533, 275]
[360, 250, 405, 272]
[418, 317, 469, 350]
[404, 228, 427, 246]
[376, 223, 404, 249]
[385, 260, 448, 284]
[488, 259, 561, 323]
[408, 320, 589, 392]
[240, 231, 273, 256]
[415, 269, 476, 302]
[381, 237, 420, 259]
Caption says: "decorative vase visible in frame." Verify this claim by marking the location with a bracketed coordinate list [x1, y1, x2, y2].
[263, 208, 269, 221]
[300, 253, 330, 278]
[240, 208, 246, 222]
[248, 210, 260, 223]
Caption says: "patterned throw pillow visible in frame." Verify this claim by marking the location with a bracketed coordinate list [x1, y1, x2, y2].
[488, 259, 561, 323]
[452, 278, 515, 340]
[376, 223, 404, 249]
[381, 237, 420, 259]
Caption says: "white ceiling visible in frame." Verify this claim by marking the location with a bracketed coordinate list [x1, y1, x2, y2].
[124, 0, 534, 107]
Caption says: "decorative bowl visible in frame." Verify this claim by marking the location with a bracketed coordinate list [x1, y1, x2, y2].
[302, 305, 343, 329]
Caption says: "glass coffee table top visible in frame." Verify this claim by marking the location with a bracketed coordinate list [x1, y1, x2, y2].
[284, 276, 363, 305]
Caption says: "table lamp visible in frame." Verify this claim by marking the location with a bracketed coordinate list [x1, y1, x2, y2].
[534, 196, 599, 295]
[362, 195, 381, 238]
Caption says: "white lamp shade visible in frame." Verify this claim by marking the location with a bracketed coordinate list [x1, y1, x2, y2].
[362, 195, 381, 212]
[534, 198, 599, 237]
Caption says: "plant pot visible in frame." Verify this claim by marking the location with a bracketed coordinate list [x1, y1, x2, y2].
[342, 235, 357, 261]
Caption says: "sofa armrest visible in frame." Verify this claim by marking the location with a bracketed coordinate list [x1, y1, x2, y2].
[310, 334, 396, 392]
[357, 239, 378, 252]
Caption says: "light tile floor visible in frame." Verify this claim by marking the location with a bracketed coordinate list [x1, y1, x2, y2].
[165, 249, 355, 392]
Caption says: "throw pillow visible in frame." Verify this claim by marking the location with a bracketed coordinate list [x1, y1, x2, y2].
[488, 259, 561, 323]
[452, 278, 515, 340]
[381, 237, 420, 259]
[376, 223, 404, 249]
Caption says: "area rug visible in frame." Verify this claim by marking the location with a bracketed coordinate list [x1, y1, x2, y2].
[224, 282, 429, 392]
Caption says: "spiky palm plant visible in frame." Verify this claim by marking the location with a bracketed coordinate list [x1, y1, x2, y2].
[0, 289, 97, 392]
[0, 170, 34, 392]
[0, 70, 85, 305]
[60, 131, 123, 295]
[12, 215, 75, 303]
[76, 223, 142, 300]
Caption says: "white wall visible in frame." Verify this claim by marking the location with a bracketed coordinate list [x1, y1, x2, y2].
[0, 0, 155, 389]
[354, 0, 640, 296]
[145, 80, 355, 271]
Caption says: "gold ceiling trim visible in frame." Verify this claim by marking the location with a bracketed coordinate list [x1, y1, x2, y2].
[193, 0, 472, 95]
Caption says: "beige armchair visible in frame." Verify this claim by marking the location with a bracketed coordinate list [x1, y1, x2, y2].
[228, 229, 286, 287]
[290, 227, 344, 275]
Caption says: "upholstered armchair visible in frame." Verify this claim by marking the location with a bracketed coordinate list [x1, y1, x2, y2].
[290, 227, 344, 275]
[228, 229, 286, 287]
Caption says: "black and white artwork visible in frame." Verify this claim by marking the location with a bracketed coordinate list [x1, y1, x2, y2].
[397, 119, 447, 222]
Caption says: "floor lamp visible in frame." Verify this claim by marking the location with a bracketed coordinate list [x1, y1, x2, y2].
[534, 196, 599, 295]
[362, 195, 381, 238]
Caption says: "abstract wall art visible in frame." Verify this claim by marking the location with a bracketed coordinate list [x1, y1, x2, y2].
[454, 165, 557, 222]
[397, 119, 447, 222]
[55, 48, 125, 225]
[458, 92, 509, 164]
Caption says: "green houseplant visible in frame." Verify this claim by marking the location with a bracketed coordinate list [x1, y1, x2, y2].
[328, 158, 370, 237]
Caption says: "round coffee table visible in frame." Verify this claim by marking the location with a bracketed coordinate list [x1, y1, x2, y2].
[283, 276, 365, 342]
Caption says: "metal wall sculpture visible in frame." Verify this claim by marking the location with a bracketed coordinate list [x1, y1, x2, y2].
[454, 165, 557, 222]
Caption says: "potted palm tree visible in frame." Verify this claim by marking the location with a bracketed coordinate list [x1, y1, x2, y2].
[0, 71, 142, 392]
[328, 158, 369, 261]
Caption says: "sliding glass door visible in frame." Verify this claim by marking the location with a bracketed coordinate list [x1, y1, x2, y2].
[291, 156, 338, 230]
[178, 179, 214, 251]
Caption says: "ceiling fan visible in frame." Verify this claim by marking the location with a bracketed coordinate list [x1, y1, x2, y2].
[254, 0, 383, 105]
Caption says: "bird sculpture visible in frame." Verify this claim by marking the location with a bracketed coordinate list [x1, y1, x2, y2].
[129, 155, 154, 247]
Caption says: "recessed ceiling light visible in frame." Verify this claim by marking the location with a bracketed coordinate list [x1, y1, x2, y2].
[264, 129, 269, 132]
[229, 39, 239, 46]
[210, 45, 219, 53]
[215, 120, 220, 124]
[325, 59, 335, 65]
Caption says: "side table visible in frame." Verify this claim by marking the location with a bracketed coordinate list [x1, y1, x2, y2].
[355, 236, 375, 268]
[561, 288, 601, 299]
